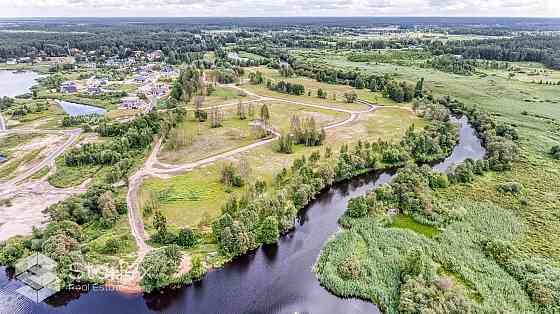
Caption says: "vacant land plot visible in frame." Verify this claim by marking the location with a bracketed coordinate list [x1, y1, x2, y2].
[158, 109, 260, 165]
[141, 106, 420, 230]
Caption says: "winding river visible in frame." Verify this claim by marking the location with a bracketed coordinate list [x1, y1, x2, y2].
[0, 116, 485, 314]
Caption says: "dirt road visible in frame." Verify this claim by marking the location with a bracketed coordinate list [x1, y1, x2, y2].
[0, 112, 6, 131]
[122, 85, 378, 285]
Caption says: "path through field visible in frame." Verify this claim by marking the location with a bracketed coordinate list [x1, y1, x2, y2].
[121, 84, 378, 290]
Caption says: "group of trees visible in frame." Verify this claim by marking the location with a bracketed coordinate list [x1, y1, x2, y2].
[170, 67, 203, 103]
[277, 116, 326, 154]
[0, 96, 15, 111]
[64, 110, 186, 184]
[424, 55, 477, 75]
[266, 80, 305, 96]
[291, 116, 326, 146]
[434, 35, 560, 70]
[0, 183, 129, 287]
[150, 210, 201, 248]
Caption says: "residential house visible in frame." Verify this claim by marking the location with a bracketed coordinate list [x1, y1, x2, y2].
[88, 85, 102, 94]
[60, 81, 78, 93]
[120, 96, 144, 109]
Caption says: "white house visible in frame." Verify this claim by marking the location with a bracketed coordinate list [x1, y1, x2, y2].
[120, 96, 144, 109]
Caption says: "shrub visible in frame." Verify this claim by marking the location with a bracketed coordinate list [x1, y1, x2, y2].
[177, 228, 199, 248]
[551, 145, 560, 159]
[346, 196, 369, 218]
[497, 182, 523, 194]
[337, 256, 362, 280]
[190, 255, 207, 281]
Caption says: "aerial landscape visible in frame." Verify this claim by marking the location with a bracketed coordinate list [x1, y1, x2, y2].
[0, 2, 559, 314]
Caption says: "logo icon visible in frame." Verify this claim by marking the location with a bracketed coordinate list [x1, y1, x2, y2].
[14, 253, 61, 303]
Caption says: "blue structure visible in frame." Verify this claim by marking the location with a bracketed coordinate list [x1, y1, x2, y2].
[0, 155, 7, 164]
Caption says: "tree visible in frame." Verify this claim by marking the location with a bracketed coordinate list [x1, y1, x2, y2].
[153, 210, 168, 242]
[98, 191, 118, 226]
[209, 106, 224, 128]
[414, 78, 424, 98]
[259, 216, 279, 244]
[237, 100, 246, 120]
[190, 255, 206, 280]
[260, 104, 271, 132]
[177, 227, 198, 248]
[247, 102, 255, 120]
[344, 91, 358, 103]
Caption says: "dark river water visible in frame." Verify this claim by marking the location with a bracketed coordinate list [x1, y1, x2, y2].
[0, 116, 485, 314]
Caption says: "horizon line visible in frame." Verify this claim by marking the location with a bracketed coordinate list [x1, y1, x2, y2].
[1, 16, 560, 19]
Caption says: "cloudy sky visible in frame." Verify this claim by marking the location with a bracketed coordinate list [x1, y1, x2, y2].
[0, 0, 559, 17]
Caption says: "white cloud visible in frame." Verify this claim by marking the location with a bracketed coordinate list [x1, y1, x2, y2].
[0, 0, 558, 17]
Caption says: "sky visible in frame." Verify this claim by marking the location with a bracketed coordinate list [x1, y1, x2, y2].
[0, 0, 559, 18]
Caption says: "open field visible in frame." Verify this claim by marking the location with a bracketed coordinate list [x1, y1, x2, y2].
[196, 85, 257, 107]
[141, 105, 420, 231]
[244, 66, 381, 109]
[479, 61, 560, 84]
[158, 109, 260, 165]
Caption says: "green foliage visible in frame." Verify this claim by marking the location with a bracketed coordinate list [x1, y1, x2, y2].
[190, 255, 207, 281]
[550, 145, 560, 159]
[140, 245, 181, 293]
[289, 115, 326, 147]
[425, 55, 476, 75]
[497, 181, 523, 194]
[259, 216, 279, 244]
[0, 238, 27, 266]
[220, 162, 244, 187]
[276, 133, 294, 154]
[343, 91, 357, 103]
[176, 227, 199, 248]
[346, 196, 369, 218]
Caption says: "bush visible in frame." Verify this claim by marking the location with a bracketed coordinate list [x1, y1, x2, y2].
[346, 196, 369, 218]
[190, 255, 207, 281]
[497, 182, 523, 194]
[140, 245, 181, 293]
[337, 256, 362, 280]
[551, 145, 560, 159]
[176, 228, 198, 248]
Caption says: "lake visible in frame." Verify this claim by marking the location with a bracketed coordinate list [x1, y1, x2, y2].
[56, 100, 107, 117]
[0, 70, 40, 98]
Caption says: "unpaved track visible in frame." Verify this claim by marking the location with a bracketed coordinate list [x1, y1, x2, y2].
[0, 129, 81, 190]
[123, 85, 378, 288]
[0, 112, 6, 131]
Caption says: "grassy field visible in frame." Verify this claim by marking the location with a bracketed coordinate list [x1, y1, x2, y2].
[158, 109, 260, 164]
[141, 164, 237, 230]
[244, 67, 385, 109]
[141, 105, 421, 232]
[479, 61, 560, 84]
[267, 100, 349, 131]
[193, 85, 256, 107]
